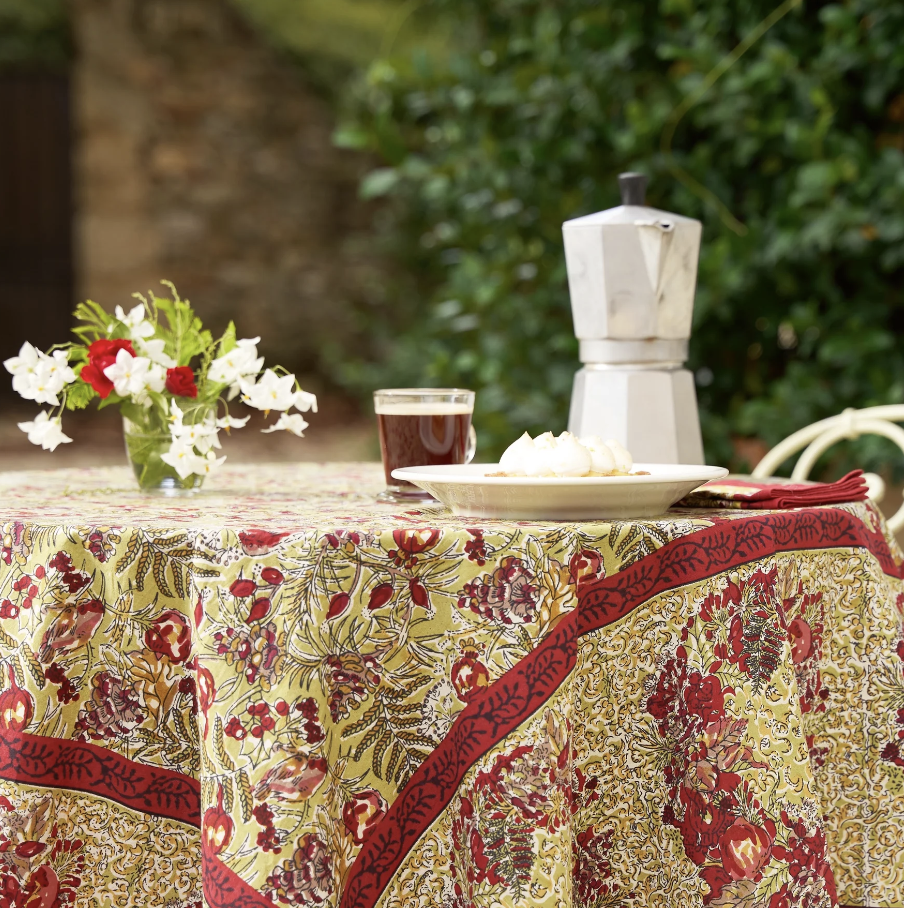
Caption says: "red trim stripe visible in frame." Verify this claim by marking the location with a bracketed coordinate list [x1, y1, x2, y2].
[0, 730, 200, 827]
[340, 506, 899, 908]
[204, 851, 274, 908]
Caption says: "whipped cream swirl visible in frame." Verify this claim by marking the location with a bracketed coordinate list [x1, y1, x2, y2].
[498, 431, 633, 477]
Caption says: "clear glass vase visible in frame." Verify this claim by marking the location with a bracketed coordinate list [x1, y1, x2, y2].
[123, 413, 205, 495]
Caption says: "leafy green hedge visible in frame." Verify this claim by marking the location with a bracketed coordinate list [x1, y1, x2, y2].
[338, 0, 904, 467]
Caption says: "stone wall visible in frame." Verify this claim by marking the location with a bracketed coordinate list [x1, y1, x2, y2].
[70, 0, 377, 386]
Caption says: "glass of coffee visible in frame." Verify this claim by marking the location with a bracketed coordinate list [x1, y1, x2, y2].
[374, 388, 476, 502]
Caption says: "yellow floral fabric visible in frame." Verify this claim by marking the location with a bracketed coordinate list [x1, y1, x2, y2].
[0, 464, 899, 908]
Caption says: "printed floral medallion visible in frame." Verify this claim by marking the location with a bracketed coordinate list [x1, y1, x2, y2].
[0, 465, 900, 908]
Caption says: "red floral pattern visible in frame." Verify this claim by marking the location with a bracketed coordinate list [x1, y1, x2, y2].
[646, 566, 838, 906]
[0, 464, 898, 908]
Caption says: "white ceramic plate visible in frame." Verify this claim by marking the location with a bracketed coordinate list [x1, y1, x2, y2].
[391, 463, 729, 520]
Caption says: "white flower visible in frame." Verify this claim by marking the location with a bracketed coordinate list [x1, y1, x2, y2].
[146, 363, 166, 394]
[169, 399, 186, 432]
[4, 342, 39, 378]
[137, 337, 175, 369]
[5, 344, 75, 405]
[162, 440, 226, 479]
[293, 390, 318, 413]
[17, 412, 72, 452]
[184, 424, 221, 453]
[194, 450, 226, 476]
[261, 413, 309, 437]
[43, 350, 76, 387]
[115, 304, 155, 339]
[209, 337, 264, 386]
[160, 439, 199, 480]
[171, 409, 220, 452]
[240, 369, 296, 412]
[103, 349, 158, 398]
[216, 414, 250, 431]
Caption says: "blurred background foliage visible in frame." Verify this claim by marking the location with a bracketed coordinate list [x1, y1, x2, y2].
[5, 0, 904, 470]
[336, 0, 904, 467]
[0, 0, 69, 68]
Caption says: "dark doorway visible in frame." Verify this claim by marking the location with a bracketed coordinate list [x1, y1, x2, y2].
[0, 72, 73, 394]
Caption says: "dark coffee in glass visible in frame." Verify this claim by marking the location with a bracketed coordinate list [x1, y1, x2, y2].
[374, 390, 475, 502]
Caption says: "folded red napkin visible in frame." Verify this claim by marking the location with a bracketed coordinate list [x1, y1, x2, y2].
[677, 470, 869, 510]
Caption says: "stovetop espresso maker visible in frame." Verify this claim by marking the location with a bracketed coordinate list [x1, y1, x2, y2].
[563, 172, 704, 464]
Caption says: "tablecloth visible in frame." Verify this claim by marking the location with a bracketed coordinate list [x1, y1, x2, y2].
[0, 463, 901, 908]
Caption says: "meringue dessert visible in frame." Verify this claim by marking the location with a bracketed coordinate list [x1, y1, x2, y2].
[492, 431, 643, 478]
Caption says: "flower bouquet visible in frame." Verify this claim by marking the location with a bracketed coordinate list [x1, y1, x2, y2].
[4, 282, 317, 492]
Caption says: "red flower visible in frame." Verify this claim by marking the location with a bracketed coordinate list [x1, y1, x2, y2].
[569, 548, 604, 587]
[451, 645, 490, 702]
[684, 672, 726, 726]
[165, 366, 197, 398]
[20, 864, 59, 908]
[342, 789, 388, 844]
[669, 787, 737, 866]
[392, 528, 440, 555]
[203, 788, 234, 856]
[230, 578, 257, 598]
[81, 339, 135, 399]
[74, 670, 144, 740]
[144, 609, 192, 664]
[261, 567, 285, 586]
[0, 673, 33, 732]
[719, 817, 772, 880]
[239, 529, 290, 556]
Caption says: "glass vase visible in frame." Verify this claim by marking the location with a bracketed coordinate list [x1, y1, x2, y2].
[123, 416, 203, 495]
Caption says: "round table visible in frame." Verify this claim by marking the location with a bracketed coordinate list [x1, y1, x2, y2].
[0, 464, 900, 908]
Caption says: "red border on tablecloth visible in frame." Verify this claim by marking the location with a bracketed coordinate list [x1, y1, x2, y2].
[0, 730, 200, 826]
[204, 850, 274, 908]
[339, 506, 901, 908]
[0, 506, 896, 908]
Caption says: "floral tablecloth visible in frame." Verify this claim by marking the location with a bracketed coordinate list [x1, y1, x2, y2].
[0, 463, 901, 908]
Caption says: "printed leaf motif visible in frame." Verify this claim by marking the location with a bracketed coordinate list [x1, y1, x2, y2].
[741, 611, 785, 693]
[116, 530, 193, 599]
[153, 552, 173, 599]
[608, 522, 671, 569]
[237, 770, 253, 823]
[20, 647, 45, 689]
[10, 655, 25, 689]
[213, 716, 236, 772]
[346, 678, 434, 786]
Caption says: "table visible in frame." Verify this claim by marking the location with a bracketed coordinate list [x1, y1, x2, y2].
[0, 463, 900, 908]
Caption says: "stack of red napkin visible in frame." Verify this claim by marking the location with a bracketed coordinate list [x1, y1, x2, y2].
[678, 470, 869, 510]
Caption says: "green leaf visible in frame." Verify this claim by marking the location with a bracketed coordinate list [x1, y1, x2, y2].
[360, 167, 399, 199]
[64, 378, 96, 411]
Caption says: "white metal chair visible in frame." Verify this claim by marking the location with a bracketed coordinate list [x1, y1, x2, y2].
[751, 405, 904, 533]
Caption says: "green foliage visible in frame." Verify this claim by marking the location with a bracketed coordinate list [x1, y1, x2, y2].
[0, 0, 69, 68]
[230, 0, 448, 87]
[339, 0, 904, 467]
